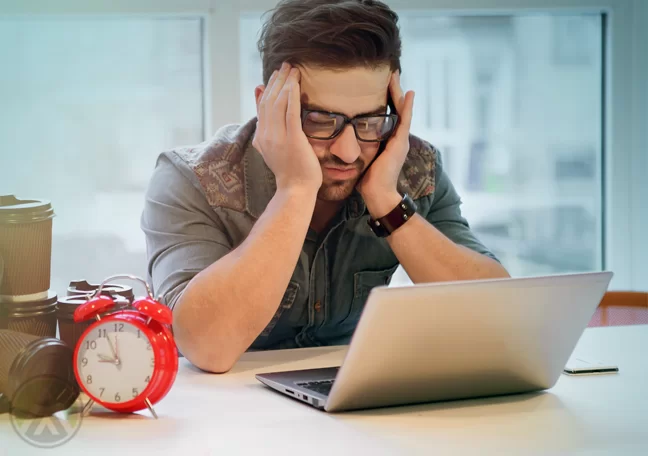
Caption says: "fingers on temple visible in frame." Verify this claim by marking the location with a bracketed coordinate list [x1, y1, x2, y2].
[265, 62, 291, 106]
[286, 68, 302, 132]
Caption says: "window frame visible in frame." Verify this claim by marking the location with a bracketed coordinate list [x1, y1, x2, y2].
[3, 0, 646, 291]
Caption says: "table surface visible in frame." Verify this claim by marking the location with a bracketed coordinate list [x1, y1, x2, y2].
[1, 325, 647, 455]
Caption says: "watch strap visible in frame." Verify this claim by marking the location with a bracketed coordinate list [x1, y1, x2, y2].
[367, 193, 417, 237]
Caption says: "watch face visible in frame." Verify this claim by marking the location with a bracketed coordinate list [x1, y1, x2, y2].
[76, 320, 155, 405]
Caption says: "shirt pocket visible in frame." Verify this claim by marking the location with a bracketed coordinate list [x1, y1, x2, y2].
[341, 264, 399, 328]
[260, 281, 300, 337]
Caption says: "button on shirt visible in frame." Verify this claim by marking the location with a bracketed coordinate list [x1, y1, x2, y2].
[140, 118, 499, 350]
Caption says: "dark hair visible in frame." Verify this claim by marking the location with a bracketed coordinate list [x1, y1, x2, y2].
[257, 0, 402, 84]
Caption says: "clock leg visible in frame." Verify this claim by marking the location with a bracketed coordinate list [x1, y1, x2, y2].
[144, 397, 158, 419]
[82, 398, 95, 417]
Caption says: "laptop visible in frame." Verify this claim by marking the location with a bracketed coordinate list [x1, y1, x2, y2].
[255, 271, 613, 413]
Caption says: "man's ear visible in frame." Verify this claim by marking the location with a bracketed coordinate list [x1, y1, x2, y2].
[254, 85, 265, 114]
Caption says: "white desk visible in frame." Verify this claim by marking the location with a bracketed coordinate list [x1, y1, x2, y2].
[1, 325, 647, 455]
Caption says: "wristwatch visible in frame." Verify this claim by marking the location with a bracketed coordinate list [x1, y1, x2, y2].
[367, 193, 417, 238]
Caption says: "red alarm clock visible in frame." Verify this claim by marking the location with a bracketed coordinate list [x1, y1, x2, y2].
[72, 274, 178, 419]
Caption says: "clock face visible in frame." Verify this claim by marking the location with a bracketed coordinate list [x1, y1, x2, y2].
[76, 320, 155, 405]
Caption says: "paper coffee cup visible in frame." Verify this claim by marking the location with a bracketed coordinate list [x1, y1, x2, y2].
[0, 329, 79, 417]
[0, 290, 58, 339]
[0, 195, 55, 298]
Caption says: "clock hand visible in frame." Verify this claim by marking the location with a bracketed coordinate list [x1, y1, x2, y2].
[106, 334, 120, 366]
[97, 353, 115, 362]
[115, 334, 122, 370]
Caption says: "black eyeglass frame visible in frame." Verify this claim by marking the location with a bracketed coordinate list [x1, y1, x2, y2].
[300, 109, 399, 142]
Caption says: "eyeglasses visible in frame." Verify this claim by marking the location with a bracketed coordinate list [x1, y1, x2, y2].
[301, 109, 399, 142]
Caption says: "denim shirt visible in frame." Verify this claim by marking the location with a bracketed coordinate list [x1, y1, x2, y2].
[140, 118, 498, 350]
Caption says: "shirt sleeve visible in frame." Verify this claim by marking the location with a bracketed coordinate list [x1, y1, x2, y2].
[424, 149, 501, 263]
[140, 152, 234, 311]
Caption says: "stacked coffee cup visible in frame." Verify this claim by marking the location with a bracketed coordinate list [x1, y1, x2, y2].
[0, 195, 79, 417]
[0, 195, 58, 336]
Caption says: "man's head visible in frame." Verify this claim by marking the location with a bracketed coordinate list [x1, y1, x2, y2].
[255, 0, 402, 201]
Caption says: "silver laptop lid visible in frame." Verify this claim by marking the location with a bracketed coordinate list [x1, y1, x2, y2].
[324, 271, 613, 412]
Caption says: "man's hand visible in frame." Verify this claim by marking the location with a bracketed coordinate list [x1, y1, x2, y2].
[357, 70, 415, 217]
[253, 62, 322, 192]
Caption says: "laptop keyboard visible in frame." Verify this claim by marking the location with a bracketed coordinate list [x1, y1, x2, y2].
[297, 379, 335, 396]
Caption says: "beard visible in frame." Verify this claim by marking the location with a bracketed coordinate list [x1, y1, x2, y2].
[317, 178, 358, 201]
[316, 155, 365, 201]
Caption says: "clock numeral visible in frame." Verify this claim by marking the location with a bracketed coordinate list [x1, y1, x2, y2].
[86, 375, 92, 384]
[114, 323, 124, 332]
[81, 357, 88, 366]
[99, 388, 105, 397]
[132, 388, 139, 398]
[137, 330, 141, 338]
[114, 392, 121, 402]
[150, 358, 155, 367]
[146, 341, 152, 350]
[145, 376, 150, 383]
[85, 340, 97, 350]
[98, 329, 107, 338]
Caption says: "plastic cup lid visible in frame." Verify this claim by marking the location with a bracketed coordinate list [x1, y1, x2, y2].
[0, 195, 55, 224]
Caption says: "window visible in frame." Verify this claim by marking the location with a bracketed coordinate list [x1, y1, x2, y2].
[240, 12, 603, 280]
[3, 0, 643, 292]
[0, 17, 204, 296]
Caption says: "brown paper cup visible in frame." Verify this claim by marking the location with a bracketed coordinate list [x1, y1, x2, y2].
[0, 330, 79, 417]
[0, 195, 55, 297]
[67, 279, 135, 303]
[0, 291, 58, 338]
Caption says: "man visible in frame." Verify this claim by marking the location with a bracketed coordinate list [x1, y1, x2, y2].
[141, 0, 510, 374]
